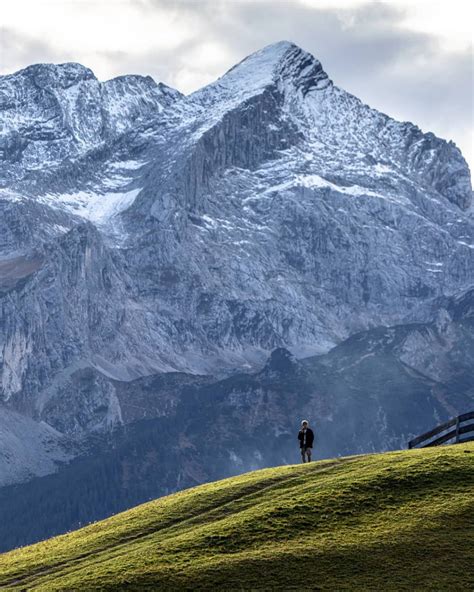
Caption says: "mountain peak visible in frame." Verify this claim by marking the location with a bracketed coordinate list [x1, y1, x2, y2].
[191, 41, 331, 106]
[246, 39, 299, 63]
[226, 40, 330, 95]
[16, 62, 96, 88]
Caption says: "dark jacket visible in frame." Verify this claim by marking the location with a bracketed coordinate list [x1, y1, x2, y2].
[298, 427, 314, 448]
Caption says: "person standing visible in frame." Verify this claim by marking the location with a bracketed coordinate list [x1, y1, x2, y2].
[298, 420, 314, 463]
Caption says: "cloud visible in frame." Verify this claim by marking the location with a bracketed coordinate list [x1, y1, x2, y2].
[0, 28, 70, 74]
[0, 0, 472, 169]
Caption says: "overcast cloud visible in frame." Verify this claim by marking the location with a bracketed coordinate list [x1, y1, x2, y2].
[0, 0, 472, 170]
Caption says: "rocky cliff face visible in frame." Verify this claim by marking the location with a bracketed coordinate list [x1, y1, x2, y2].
[107, 287, 474, 460]
[0, 41, 472, 487]
[1, 288, 473, 551]
[0, 62, 180, 179]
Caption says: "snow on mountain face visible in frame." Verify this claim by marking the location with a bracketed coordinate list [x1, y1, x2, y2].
[0, 41, 473, 485]
[102, 75, 181, 135]
[0, 62, 181, 181]
[121, 41, 472, 361]
[191, 40, 330, 111]
[190, 41, 470, 210]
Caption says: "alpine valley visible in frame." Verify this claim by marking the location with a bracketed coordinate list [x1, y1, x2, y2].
[0, 41, 473, 551]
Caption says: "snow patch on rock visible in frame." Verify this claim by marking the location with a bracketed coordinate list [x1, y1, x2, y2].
[40, 188, 142, 226]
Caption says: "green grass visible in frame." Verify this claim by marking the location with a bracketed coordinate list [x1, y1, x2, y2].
[0, 444, 473, 591]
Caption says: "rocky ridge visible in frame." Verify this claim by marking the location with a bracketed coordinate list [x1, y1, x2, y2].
[0, 41, 472, 487]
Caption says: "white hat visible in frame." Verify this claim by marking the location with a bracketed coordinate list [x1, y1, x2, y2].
[301, 419, 309, 425]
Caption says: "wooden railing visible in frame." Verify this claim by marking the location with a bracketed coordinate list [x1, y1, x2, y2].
[408, 411, 474, 449]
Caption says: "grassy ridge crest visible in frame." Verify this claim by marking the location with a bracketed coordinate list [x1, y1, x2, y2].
[0, 444, 473, 591]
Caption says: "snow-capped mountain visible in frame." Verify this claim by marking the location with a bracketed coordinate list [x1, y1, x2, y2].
[0, 41, 473, 487]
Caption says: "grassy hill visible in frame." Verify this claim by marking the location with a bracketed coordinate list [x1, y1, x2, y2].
[0, 444, 473, 591]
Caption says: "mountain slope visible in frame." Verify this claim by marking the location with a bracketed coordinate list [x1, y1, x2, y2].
[0, 62, 180, 179]
[0, 288, 472, 553]
[0, 444, 473, 591]
[0, 40, 473, 515]
[0, 408, 74, 486]
[1, 41, 472, 430]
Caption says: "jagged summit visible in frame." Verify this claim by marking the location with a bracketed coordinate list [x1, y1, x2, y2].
[103, 73, 182, 99]
[274, 41, 331, 95]
[190, 40, 331, 107]
[223, 40, 329, 89]
[7, 61, 183, 99]
[0, 61, 183, 175]
[13, 62, 96, 86]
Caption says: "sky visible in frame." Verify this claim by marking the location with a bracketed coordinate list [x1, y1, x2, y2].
[1, 0, 473, 170]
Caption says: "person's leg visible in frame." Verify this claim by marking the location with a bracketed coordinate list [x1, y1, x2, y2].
[301, 448, 306, 463]
[306, 448, 312, 462]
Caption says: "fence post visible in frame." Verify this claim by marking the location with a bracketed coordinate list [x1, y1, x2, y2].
[455, 416, 460, 444]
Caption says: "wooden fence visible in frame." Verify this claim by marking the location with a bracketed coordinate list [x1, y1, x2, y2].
[408, 411, 474, 449]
